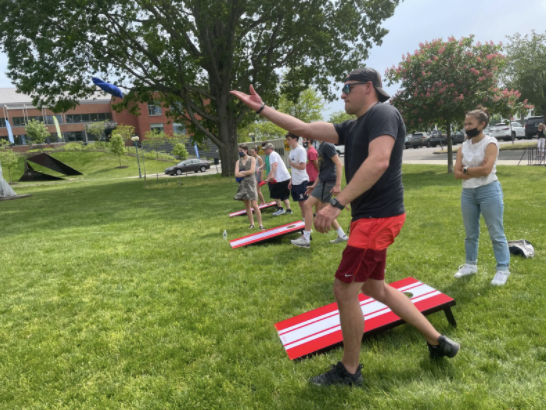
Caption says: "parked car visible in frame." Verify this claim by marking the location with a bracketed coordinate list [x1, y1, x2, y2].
[489, 123, 514, 141]
[165, 158, 211, 175]
[427, 130, 447, 147]
[404, 134, 413, 149]
[451, 131, 465, 145]
[525, 116, 545, 139]
[410, 132, 430, 148]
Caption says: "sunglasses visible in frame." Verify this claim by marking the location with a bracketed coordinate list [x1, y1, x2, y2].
[342, 82, 368, 94]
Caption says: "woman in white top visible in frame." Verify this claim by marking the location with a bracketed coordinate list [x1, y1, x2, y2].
[454, 106, 510, 286]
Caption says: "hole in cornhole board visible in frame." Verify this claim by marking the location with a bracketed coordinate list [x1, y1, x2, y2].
[229, 221, 305, 249]
[403, 292, 413, 298]
[274, 277, 457, 360]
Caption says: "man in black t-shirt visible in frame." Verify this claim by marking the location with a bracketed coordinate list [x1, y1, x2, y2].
[231, 68, 459, 387]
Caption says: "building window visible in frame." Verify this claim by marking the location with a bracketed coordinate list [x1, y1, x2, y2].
[148, 103, 162, 116]
[44, 115, 63, 125]
[172, 122, 186, 135]
[65, 113, 112, 123]
[0, 118, 6, 128]
[150, 123, 164, 132]
[64, 131, 84, 142]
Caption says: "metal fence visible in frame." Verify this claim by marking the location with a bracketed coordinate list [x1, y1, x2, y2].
[518, 147, 546, 166]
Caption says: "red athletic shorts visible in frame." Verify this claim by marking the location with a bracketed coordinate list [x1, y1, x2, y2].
[335, 213, 406, 284]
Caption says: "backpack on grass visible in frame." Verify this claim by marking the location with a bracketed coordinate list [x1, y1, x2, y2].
[508, 240, 535, 258]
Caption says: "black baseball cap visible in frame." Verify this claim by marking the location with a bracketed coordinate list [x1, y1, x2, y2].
[345, 67, 390, 102]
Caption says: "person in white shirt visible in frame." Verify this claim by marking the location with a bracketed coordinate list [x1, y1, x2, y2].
[264, 143, 292, 216]
[454, 106, 511, 286]
[286, 133, 311, 222]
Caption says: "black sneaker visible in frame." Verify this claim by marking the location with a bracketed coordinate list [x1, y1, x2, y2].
[309, 362, 363, 386]
[286, 209, 293, 215]
[427, 335, 460, 359]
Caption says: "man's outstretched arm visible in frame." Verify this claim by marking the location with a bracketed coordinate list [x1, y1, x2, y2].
[231, 85, 339, 144]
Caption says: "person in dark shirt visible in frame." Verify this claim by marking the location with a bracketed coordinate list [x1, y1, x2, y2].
[231, 67, 459, 387]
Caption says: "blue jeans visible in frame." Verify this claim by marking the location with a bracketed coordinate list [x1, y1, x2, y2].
[461, 181, 510, 270]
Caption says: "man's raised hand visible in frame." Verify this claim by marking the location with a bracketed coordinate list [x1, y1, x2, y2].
[230, 85, 263, 111]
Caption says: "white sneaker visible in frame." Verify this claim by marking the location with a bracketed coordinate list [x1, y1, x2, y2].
[330, 235, 349, 244]
[491, 270, 510, 286]
[454, 264, 477, 278]
[273, 208, 286, 216]
[291, 236, 310, 248]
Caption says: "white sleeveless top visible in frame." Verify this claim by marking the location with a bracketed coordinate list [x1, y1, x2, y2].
[461, 136, 499, 189]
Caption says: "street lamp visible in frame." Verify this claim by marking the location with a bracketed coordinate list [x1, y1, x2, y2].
[131, 136, 142, 178]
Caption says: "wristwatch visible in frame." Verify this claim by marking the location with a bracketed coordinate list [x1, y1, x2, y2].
[463, 166, 468, 174]
[330, 198, 345, 210]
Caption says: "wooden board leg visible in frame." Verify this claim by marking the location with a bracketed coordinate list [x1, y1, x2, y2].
[444, 306, 457, 327]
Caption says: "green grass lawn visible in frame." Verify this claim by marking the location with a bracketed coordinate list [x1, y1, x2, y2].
[0, 165, 545, 409]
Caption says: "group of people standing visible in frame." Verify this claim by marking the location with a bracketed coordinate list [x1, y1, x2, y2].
[234, 134, 349, 247]
[230, 67, 518, 387]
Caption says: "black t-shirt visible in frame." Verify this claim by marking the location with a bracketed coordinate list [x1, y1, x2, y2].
[317, 142, 338, 183]
[334, 103, 406, 220]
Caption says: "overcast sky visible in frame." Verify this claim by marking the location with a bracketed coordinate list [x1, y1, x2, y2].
[0, 0, 546, 119]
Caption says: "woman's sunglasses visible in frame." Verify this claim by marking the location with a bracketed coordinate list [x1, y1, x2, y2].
[342, 82, 368, 94]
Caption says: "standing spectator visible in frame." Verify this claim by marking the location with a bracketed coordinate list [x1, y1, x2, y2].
[537, 123, 546, 157]
[303, 137, 320, 216]
[264, 143, 292, 215]
[454, 106, 511, 285]
[234, 144, 265, 230]
[290, 139, 347, 248]
[286, 133, 311, 222]
[250, 146, 266, 204]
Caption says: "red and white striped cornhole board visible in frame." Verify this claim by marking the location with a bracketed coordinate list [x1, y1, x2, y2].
[274, 277, 457, 360]
[229, 201, 277, 217]
[230, 220, 305, 249]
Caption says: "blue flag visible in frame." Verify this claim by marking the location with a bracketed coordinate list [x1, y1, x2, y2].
[194, 142, 200, 159]
[6, 120, 14, 144]
[92, 77, 124, 99]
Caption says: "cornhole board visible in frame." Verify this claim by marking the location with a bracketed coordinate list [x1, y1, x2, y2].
[274, 277, 456, 360]
[229, 201, 277, 217]
[230, 220, 305, 249]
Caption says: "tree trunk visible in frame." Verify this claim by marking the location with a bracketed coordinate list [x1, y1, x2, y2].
[119, 155, 122, 167]
[446, 121, 453, 173]
[218, 123, 238, 177]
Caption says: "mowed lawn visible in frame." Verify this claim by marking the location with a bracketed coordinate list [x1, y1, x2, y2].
[0, 165, 545, 409]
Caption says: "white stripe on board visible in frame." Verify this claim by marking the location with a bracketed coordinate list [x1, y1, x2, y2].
[280, 284, 438, 348]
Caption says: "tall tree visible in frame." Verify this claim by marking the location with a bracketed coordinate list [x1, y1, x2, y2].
[0, 0, 401, 175]
[385, 35, 532, 172]
[503, 31, 546, 117]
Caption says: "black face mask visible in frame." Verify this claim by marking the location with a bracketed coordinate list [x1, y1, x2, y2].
[303, 142, 309, 148]
[239, 152, 246, 157]
[465, 128, 482, 138]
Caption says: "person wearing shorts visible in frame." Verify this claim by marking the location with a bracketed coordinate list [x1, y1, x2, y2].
[303, 137, 320, 216]
[286, 133, 311, 222]
[291, 140, 347, 248]
[264, 143, 292, 216]
[231, 67, 460, 387]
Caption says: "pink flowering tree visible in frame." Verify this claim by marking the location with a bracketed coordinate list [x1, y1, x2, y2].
[385, 35, 533, 172]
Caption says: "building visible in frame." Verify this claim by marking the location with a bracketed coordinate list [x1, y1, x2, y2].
[0, 88, 197, 152]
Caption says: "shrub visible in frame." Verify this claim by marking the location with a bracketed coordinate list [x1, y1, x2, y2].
[172, 143, 188, 160]
[63, 142, 84, 151]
